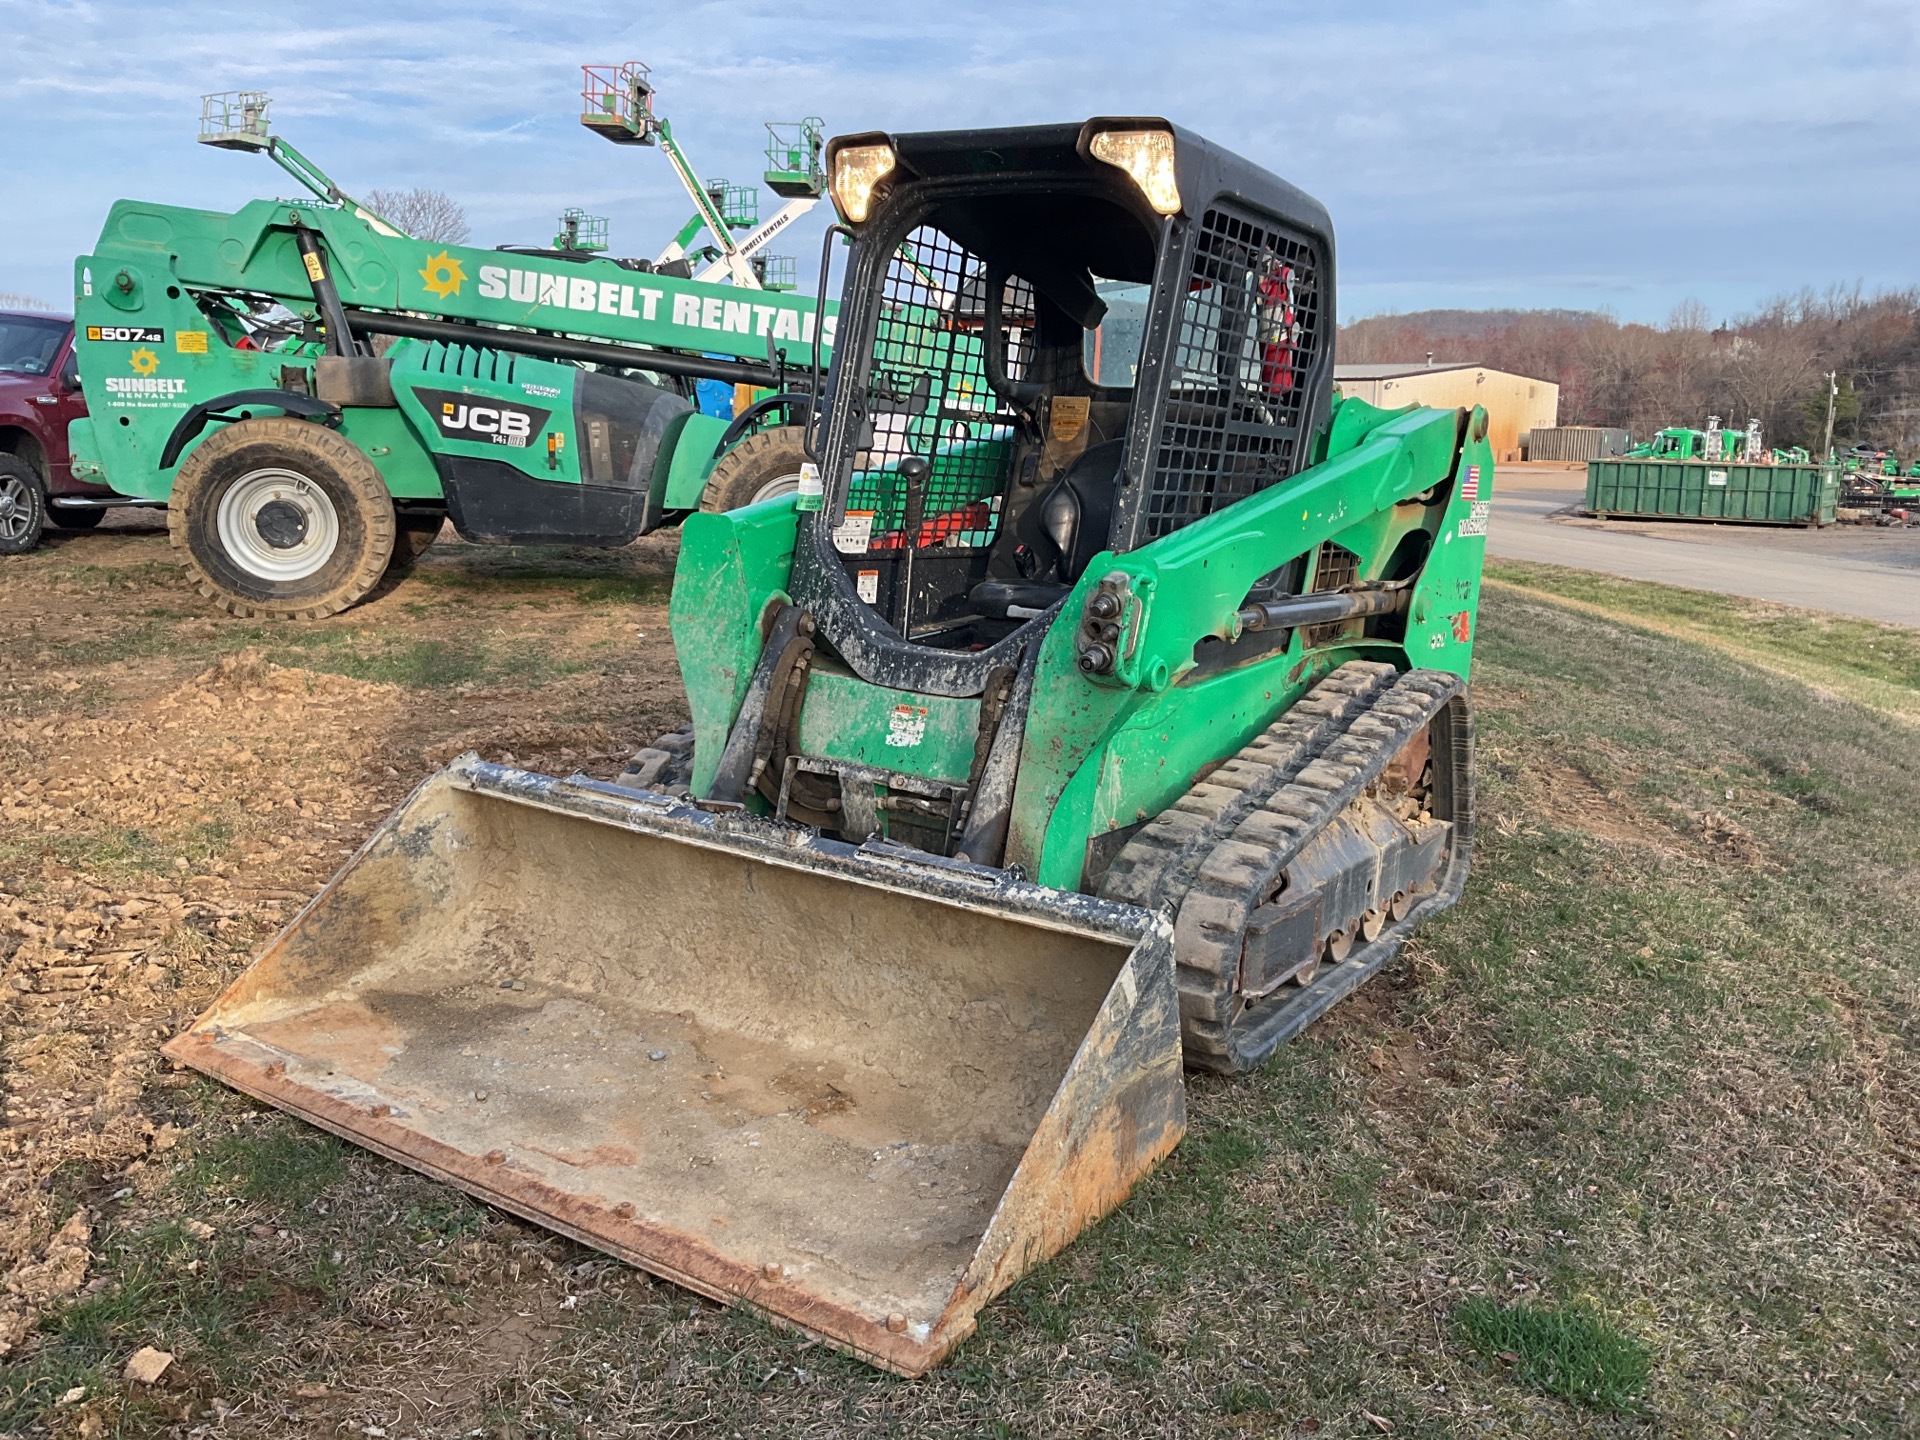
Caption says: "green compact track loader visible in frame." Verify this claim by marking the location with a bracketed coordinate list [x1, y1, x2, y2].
[169, 119, 1492, 1374]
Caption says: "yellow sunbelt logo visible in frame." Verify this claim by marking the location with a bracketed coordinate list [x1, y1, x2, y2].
[419, 251, 467, 300]
[105, 345, 186, 398]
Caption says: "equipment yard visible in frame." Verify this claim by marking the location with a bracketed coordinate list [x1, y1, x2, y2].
[1490, 464, 1920, 625]
[4, 522, 1915, 1436]
[5, 10, 1918, 1435]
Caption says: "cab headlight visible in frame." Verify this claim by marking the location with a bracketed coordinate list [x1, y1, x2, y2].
[829, 143, 896, 224]
[1089, 128, 1181, 216]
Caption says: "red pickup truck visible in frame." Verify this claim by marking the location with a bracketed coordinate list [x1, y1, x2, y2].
[0, 309, 117, 554]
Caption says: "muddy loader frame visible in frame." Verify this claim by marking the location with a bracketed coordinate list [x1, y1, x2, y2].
[171, 117, 1493, 1375]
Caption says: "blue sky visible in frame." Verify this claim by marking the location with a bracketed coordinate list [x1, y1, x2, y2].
[6, 0, 1915, 324]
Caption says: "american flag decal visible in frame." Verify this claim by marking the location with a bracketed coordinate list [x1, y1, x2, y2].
[1461, 465, 1481, 501]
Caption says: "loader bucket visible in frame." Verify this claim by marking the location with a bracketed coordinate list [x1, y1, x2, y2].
[164, 757, 1183, 1375]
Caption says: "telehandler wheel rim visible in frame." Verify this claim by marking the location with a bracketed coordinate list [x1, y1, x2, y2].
[749, 472, 804, 504]
[216, 468, 343, 582]
[0, 473, 35, 542]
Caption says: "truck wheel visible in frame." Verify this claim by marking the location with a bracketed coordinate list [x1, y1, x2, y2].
[0, 457, 47, 555]
[699, 425, 810, 513]
[168, 417, 396, 619]
[51, 506, 106, 530]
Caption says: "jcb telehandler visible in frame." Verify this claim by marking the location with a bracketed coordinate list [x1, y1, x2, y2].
[63, 91, 832, 618]
[169, 118, 1492, 1375]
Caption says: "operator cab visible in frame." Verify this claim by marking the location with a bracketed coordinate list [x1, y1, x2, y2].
[793, 120, 1333, 699]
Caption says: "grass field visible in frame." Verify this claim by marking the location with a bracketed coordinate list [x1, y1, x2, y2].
[2, 532, 1915, 1438]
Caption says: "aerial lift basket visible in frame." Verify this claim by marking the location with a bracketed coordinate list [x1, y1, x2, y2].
[165, 757, 1184, 1375]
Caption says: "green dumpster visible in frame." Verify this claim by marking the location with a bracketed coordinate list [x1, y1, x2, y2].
[1584, 460, 1838, 527]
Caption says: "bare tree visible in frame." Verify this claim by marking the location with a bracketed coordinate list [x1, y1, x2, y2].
[1339, 288, 1920, 448]
[0, 292, 55, 311]
[364, 188, 471, 245]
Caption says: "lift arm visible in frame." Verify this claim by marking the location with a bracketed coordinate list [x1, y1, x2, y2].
[259, 137, 406, 240]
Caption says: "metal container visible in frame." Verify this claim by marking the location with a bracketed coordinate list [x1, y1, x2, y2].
[1524, 427, 1629, 463]
[1584, 460, 1838, 527]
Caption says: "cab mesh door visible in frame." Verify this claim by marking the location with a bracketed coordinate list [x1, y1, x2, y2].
[1137, 206, 1324, 541]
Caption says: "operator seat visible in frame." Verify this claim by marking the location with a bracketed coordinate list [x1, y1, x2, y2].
[1036, 438, 1123, 582]
[968, 437, 1123, 621]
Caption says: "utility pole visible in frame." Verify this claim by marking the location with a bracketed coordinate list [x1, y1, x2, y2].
[1821, 371, 1839, 464]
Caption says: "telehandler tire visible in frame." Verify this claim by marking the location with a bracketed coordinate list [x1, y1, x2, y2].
[168, 416, 396, 620]
[698, 425, 810, 513]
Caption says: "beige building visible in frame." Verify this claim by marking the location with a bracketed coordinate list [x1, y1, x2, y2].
[1332, 363, 1558, 463]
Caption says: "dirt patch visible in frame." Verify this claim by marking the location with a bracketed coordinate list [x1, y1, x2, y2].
[1492, 752, 1778, 871]
[0, 530, 688, 1367]
[1513, 756, 1679, 855]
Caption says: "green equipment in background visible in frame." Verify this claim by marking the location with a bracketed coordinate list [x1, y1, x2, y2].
[64, 89, 835, 618]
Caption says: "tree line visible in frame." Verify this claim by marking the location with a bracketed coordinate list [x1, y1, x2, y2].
[1340, 289, 1920, 460]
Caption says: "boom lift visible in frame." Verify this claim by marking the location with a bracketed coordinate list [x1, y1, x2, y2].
[171, 117, 1491, 1374]
[581, 62, 824, 290]
[64, 91, 833, 618]
[552, 208, 610, 254]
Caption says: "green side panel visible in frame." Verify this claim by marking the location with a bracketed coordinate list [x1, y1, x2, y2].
[793, 671, 980, 786]
[73, 248, 318, 499]
[1585, 459, 1836, 525]
[671, 498, 802, 795]
[336, 407, 444, 499]
[1399, 419, 1494, 681]
[390, 348, 582, 485]
[661, 412, 730, 510]
[65, 418, 104, 483]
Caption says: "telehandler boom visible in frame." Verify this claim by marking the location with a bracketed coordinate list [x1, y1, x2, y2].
[170, 118, 1491, 1374]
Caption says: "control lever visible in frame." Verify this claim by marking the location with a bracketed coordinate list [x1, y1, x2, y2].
[896, 454, 931, 634]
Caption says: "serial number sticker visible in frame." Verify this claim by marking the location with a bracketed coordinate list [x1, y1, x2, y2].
[885, 704, 929, 748]
[1457, 515, 1489, 537]
[855, 569, 880, 604]
[833, 510, 876, 554]
[174, 331, 208, 354]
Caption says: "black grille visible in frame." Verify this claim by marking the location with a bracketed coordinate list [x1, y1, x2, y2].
[841, 226, 1031, 556]
[1142, 206, 1322, 540]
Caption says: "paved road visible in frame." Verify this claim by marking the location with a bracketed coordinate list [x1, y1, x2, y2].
[1488, 467, 1920, 627]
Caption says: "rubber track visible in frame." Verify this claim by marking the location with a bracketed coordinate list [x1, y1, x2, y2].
[1109, 668, 1469, 1072]
[1098, 660, 1400, 913]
